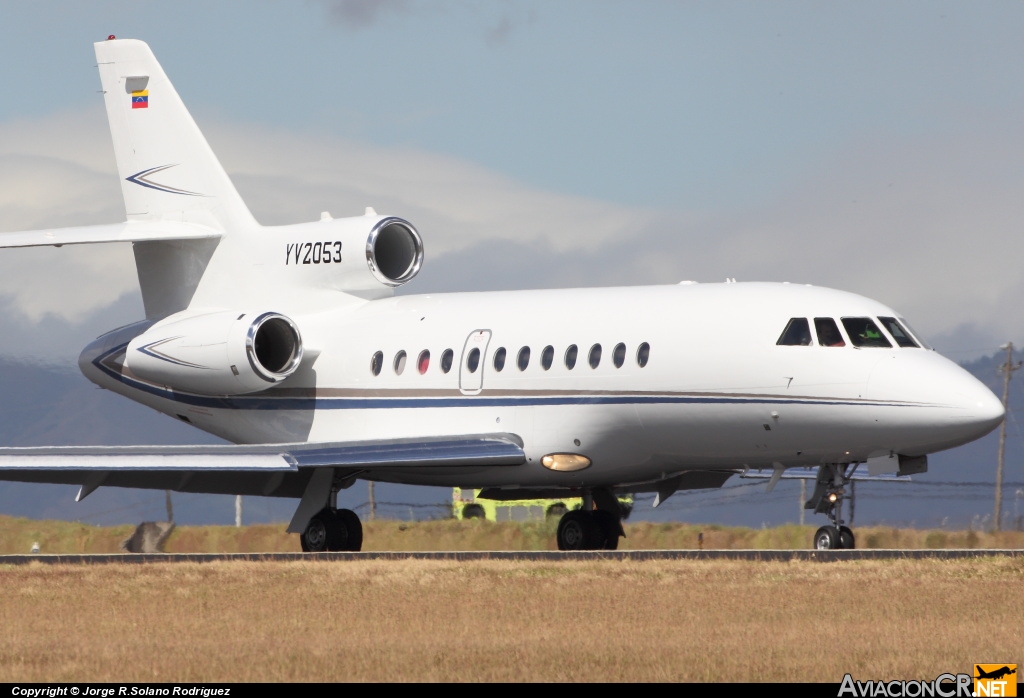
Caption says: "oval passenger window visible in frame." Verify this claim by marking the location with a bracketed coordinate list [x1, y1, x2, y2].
[613, 343, 626, 368]
[565, 344, 578, 370]
[517, 346, 530, 371]
[637, 342, 650, 367]
[541, 345, 554, 371]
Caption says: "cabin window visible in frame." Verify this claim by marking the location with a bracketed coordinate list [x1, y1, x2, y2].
[440, 348, 454, 373]
[541, 345, 554, 371]
[394, 350, 407, 375]
[467, 347, 480, 373]
[417, 350, 430, 374]
[637, 342, 650, 367]
[371, 351, 383, 376]
[493, 347, 507, 372]
[777, 318, 812, 346]
[517, 346, 531, 371]
[565, 344, 578, 370]
[877, 317, 919, 348]
[613, 343, 626, 368]
[589, 344, 602, 368]
[841, 318, 892, 348]
[815, 318, 845, 347]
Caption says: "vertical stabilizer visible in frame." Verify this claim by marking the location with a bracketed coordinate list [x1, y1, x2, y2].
[94, 38, 256, 230]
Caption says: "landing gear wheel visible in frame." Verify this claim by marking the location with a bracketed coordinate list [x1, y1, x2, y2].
[301, 511, 331, 553]
[814, 525, 840, 550]
[592, 510, 621, 550]
[838, 525, 855, 550]
[557, 510, 601, 550]
[336, 508, 363, 552]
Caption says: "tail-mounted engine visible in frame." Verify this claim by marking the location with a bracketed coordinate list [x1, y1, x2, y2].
[366, 217, 424, 287]
[124, 310, 303, 396]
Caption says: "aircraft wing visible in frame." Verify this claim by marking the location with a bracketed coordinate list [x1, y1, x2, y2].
[0, 433, 526, 499]
[0, 221, 221, 249]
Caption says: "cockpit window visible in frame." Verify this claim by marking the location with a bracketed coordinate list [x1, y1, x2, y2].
[877, 317, 919, 348]
[815, 318, 845, 347]
[841, 317, 892, 348]
[898, 317, 932, 350]
[777, 318, 812, 346]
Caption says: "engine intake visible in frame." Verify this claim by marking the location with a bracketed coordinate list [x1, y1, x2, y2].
[125, 310, 303, 396]
[366, 217, 423, 286]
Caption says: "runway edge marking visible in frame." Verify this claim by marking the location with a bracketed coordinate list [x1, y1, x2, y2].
[0, 549, 1022, 565]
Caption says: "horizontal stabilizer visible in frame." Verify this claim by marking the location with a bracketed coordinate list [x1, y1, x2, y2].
[0, 221, 221, 249]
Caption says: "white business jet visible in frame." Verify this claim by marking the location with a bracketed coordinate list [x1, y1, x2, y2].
[0, 38, 1004, 551]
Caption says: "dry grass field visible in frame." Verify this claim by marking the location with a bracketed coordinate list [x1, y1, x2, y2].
[2, 515, 1024, 554]
[0, 557, 1020, 682]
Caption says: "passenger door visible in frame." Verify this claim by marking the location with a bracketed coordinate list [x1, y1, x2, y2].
[459, 329, 491, 395]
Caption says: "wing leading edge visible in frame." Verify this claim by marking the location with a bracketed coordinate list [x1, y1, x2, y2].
[0, 433, 526, 500]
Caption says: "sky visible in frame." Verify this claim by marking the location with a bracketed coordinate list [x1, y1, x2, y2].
[1, 1, 1023, 364]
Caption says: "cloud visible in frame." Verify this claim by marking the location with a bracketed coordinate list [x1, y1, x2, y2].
[0, 106, 657, 359]
[320, 0, 414, 29]
[317, 0, 532, 46]
[1, 105, 1022, 363]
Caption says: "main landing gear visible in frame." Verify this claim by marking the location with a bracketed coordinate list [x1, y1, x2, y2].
[300, 507, 363, 552]
[556, 488, 624, 551]
[807, 464, 856, 550]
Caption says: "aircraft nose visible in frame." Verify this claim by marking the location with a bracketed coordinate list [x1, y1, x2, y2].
[867, 352, 1004, 449]
[964, 377, 1006, 434]
[930, 356, 1005, 437]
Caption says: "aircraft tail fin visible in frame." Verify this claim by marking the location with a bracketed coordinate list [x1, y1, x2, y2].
[93, 37, 256, 231]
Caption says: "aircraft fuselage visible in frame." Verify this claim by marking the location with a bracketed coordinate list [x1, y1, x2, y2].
[79, 280, 1003, 492]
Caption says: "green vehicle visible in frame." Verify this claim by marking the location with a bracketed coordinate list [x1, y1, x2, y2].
[453, 487, 633, 522]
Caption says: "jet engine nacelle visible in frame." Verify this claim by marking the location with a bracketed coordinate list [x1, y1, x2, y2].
[125, 309, 303, 396]
[363, 216, 424, 288]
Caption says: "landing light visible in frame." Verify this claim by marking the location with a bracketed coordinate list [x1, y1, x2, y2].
[827, 492, 839, 503]
[541, 453, 591, 472]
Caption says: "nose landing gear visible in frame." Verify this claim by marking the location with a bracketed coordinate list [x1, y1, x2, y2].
[808, 464, 856, 550]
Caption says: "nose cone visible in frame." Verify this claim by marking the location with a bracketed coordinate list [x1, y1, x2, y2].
[868, 351, 1004, 452]
[954, 374, 1007, 439]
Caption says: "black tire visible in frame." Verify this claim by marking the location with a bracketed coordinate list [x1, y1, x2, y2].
[462, 503, 486, 520]
[301, 511, 331, 553]
[557, 510, 601, 551]
[592, 510, 621, 550]
[336, 509, 363, 552]
[546, 503, 568, 519]
[838, 526, 855, 550]
[813, 525, 840, 550]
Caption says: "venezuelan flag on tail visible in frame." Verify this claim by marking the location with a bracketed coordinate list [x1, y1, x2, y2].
[131, 89, 148, 109]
